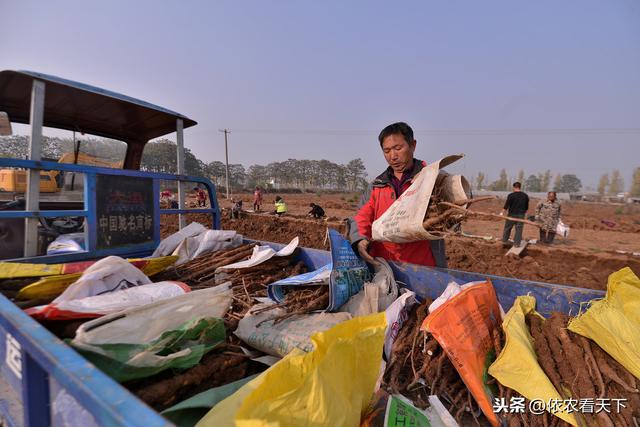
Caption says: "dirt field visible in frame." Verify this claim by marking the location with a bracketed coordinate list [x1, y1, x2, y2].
[161, 192, 640, 291]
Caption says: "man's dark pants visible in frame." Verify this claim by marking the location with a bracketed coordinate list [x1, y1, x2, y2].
[502, 213, 525, 246]
[539, 230, 556, 244]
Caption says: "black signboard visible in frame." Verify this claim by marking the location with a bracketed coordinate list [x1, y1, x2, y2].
[96, 175, 154, 249]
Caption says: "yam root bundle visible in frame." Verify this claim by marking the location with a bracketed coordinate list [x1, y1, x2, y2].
[252, 285, 330, 324]
[152, 243, 308, 328]
[421, 173, 539, 235]
[526, 312, 639, 427]
[125, 341, 265, 412]
[421, 172, 498, 235]
[382, 300, 487, 426]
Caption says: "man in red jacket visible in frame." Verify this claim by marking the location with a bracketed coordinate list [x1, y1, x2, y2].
[348, 122, 446, 268]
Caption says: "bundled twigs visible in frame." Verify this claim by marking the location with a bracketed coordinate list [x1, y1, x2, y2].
[452, 196, 496, 206]
[151, 244, 309, 328]
[420, 187, 494, 235]
[153, 243, 257, 283]
[254, 285, 330, 325]
[180, 244, 258, 282]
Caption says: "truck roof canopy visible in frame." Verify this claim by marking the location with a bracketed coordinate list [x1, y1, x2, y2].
[0, 70, 197, 142]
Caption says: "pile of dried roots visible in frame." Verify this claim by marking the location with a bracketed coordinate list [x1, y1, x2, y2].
[382, 300, 487, 425]
[526, 312, 639, 427]
[152, 243, 308, 328]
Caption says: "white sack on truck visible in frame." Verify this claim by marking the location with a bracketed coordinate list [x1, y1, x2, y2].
[151, 222, 207, 258]
[27, 281, 190, 320]
[372, 154, 467, 243]
[235, 303, 351, 358]
[53, 256, 151, 303]
[173, 229, 242, 265]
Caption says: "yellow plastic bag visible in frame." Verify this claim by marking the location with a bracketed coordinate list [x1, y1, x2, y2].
[568, 267, 640, 379]
[488, 296, 578, 426]
[0, 262, 62, 279]
[16, 256, 177, 301]
[196, 312, 387, 427]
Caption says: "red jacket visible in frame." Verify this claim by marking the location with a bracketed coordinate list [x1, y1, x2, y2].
[349, 159, 444, 267]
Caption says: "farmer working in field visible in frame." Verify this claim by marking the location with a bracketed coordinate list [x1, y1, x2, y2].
[348, 122, 446, 267]
[253, 187, 263, 212]
[501, 182, 529, 247]
[195, 187, 207, 207]
[308, 203, 325, 219]
[274, 196, 287, 216]
[535, 191, 561, 244]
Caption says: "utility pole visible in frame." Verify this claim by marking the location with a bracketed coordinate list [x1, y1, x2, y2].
[218, 129, 231, 199]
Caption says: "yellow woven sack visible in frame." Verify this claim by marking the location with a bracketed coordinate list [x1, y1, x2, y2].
[488, 296, 578, 426]
[568, 267, 640, 379]
[196, 312, 387, 427]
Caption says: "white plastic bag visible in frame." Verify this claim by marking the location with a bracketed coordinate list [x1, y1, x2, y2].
[428, 281, 484, 313]
[371, 258, 399, 311]
[47, 233, 85, 255]
[173, 230, 242, 265]
[192, 230, 242, 259]
[215, 237, 299, 272]
[151, 222, 207, 258]
[28, 281, 190, 320]
[372, 155, 464, 243]
[383, 291, 417, 360]
[235, 303, 351, 357]
[53, 256, 151, 303]
[556, 220, 570, 238]
[72, 283, 232, 347]
[70, 288, 229, 382]
[339, 283, 379, 317]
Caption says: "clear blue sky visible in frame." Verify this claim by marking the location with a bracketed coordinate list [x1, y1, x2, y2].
[2, 0, 639, 190]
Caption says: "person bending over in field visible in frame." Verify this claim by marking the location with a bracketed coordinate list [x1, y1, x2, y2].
[308, 203, 325, 219]
[274, 196, 287, 216]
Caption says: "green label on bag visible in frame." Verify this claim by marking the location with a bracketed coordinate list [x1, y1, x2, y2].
[384, 395, 431, 427]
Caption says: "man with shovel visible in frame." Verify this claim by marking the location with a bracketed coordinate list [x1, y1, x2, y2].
[348, 122, 447, 268]
[501, 182, 529, 247]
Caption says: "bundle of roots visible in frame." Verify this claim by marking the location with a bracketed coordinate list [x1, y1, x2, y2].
[126, 339, 264, 412]
[525, 312, 639, 427]
[252, 285, 329, 324]
[152, 243, 308, 329]
[381, 300, 487, 426]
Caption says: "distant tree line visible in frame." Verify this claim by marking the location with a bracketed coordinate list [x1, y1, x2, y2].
[0, 135, 126, 162]
[141, 140, 368, 192]
[598, 169, 640, 197]
[472, 167, 640, 195]
[473, 169, 583, 193]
